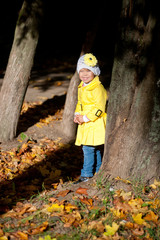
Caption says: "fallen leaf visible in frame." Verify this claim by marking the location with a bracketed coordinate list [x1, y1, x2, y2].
[39, 235, 56, 240]
[144, 210, 158, 223]
[124, 221, 134, 229]
[51, 183, 59, 189]
[28, 221, 48, 235]
[104, 222, 119, 236]
[113, 197, 132, 212]
[120, 191, 132, 201]
[115, 176, 131, 184]
[79, 197, 93, 206]
[132, 227, 144, 236]
[16, 231, 28, 240]
[132, 213, 145, 225]
[57, 189, 71, 197]
[0, 229, 4, 237]
[150, 179, 160, 189]
[0, 236, 8, 240]
[49, 197, 58, 203]
[112, 209, 127, 219]
[17, 143, 29, 156]
[76, 187, 88, 195]
[64, 203, 78, 212]
[35, 123, 43, 128]
[47, 203, 64, 212]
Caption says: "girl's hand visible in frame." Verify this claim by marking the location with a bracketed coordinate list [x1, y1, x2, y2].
[74, 115, 79, 123]
[74, 115, 84, 125]
[76, 115, 84, 125]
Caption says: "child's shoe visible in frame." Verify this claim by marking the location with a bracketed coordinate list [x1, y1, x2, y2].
[73, 176, 91, 184]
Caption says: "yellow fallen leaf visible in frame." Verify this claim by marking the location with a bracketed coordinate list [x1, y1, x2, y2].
[0, 236, 8, 240]
[150, 184, 157, 189]
[115, 176, 131, 184]
[150, 179, 160, 189]
[39, 235, 56, 240]
[64, 203, 78, 212]
[120, 190, 132, 200]
[128, 198, 146, 213]
[104, 222, 119, 236]
[132, 213, 145, 225]
[47, 203, 64, 212]
[112, 209, 127, 219]
[16, 231, 28, 240]
[36, 123, 43, 128]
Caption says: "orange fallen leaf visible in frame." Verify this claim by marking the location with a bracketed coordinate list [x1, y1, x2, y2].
[49, 197, 58, 203]
[16, 231, 28, 240]
[17, 143, 29, 156]
[76, 187, 88, 195]
[79, 197, 93, 206]
[57, 189, 71, 197]
[144, 210, 158, 223]
[125, 221, 134, 229]
[64, 203, 78, 212]
[28, 221, 48, 235]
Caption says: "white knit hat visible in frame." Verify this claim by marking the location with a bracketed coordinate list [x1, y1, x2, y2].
[77, 53, 100, 76]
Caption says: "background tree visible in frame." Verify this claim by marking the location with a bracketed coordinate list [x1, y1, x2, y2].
[61, 29, 98, 141]
[0, 0, 43, 142]
[101, 0, 160, 183]
[61, 5, 104, 141]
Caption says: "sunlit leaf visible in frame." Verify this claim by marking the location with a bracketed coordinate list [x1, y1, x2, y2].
[39, 235, 56, 240]
[16, 231, 28, 240]
[64, 203, 78, 212]
[47, 203, 64, 212]
[76, 187, 88, 195]
[104, 222, 119, 236]
[0, 236, 8, 240]
[144, 210, 158, 223]
[150, 179, 160, 189]
[79, 197, 93, 206]
[115, 176, 131, 184]
[132, 213, 145, 225]
[28, 221, 48, 235]
[112, 209, 127, 219]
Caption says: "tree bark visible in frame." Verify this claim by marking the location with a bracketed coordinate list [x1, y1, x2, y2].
[101, 0, 160, 183]
[0, 0, 43, 142]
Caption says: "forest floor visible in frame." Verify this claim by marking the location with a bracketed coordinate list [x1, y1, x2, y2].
[0, 65, 160, 240]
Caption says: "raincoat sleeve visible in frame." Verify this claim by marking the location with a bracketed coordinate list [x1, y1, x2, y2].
[86, 87, 108, 122]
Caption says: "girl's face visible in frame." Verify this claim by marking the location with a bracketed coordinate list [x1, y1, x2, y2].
[79, 68, 95, 84]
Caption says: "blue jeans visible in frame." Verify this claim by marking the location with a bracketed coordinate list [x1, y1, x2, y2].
[81, 145, 103, 177]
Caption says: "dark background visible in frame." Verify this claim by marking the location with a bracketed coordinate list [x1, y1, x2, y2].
[0, 0, 121, 75]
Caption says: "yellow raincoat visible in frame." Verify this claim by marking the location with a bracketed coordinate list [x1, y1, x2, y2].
[75, 76, 108, 146]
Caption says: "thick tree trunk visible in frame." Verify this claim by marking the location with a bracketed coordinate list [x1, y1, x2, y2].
[101, 0, 160, 183]
[0, 0, 43, 142]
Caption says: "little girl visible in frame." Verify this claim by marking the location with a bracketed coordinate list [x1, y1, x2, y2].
[74, 53, 108, 184]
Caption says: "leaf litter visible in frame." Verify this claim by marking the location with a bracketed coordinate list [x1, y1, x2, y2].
[0, 101, 160, 239]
